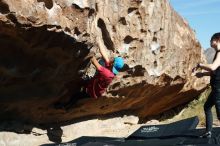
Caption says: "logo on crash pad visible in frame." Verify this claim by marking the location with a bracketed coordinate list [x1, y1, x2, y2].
[141, 126, 159, 133]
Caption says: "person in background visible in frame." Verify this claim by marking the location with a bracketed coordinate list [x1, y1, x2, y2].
[192, 32, 220, 138]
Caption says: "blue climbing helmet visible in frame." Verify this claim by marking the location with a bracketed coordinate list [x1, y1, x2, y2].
[112, 57, 124, 75]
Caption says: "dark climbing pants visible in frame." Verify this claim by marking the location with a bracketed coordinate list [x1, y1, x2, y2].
[204, 89, 220, 132]
[54, 77, 91, 110]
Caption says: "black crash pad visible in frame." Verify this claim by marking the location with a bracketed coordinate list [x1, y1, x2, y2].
[127, 116, 199, 139]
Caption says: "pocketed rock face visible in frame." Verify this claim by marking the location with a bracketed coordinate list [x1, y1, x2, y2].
[0, 0, 208, 124]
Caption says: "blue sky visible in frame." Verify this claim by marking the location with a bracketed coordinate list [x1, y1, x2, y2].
[169, 0, 220, 49]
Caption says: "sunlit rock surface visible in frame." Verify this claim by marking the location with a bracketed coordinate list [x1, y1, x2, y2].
[0, 0, 208, 124]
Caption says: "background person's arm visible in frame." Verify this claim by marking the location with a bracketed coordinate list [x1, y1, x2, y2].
[195, 72, 211, 78]
[199, 53, 220, 72]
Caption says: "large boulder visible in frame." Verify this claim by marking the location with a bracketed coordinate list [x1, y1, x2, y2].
[0, 0, 208, 124]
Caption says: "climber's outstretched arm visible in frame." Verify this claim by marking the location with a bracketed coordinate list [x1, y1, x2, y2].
[97, 39, 110, 63]
[91, 56, 102, 70]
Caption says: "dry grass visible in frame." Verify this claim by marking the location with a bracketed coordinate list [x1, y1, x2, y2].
[161, 87, 220, 127]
